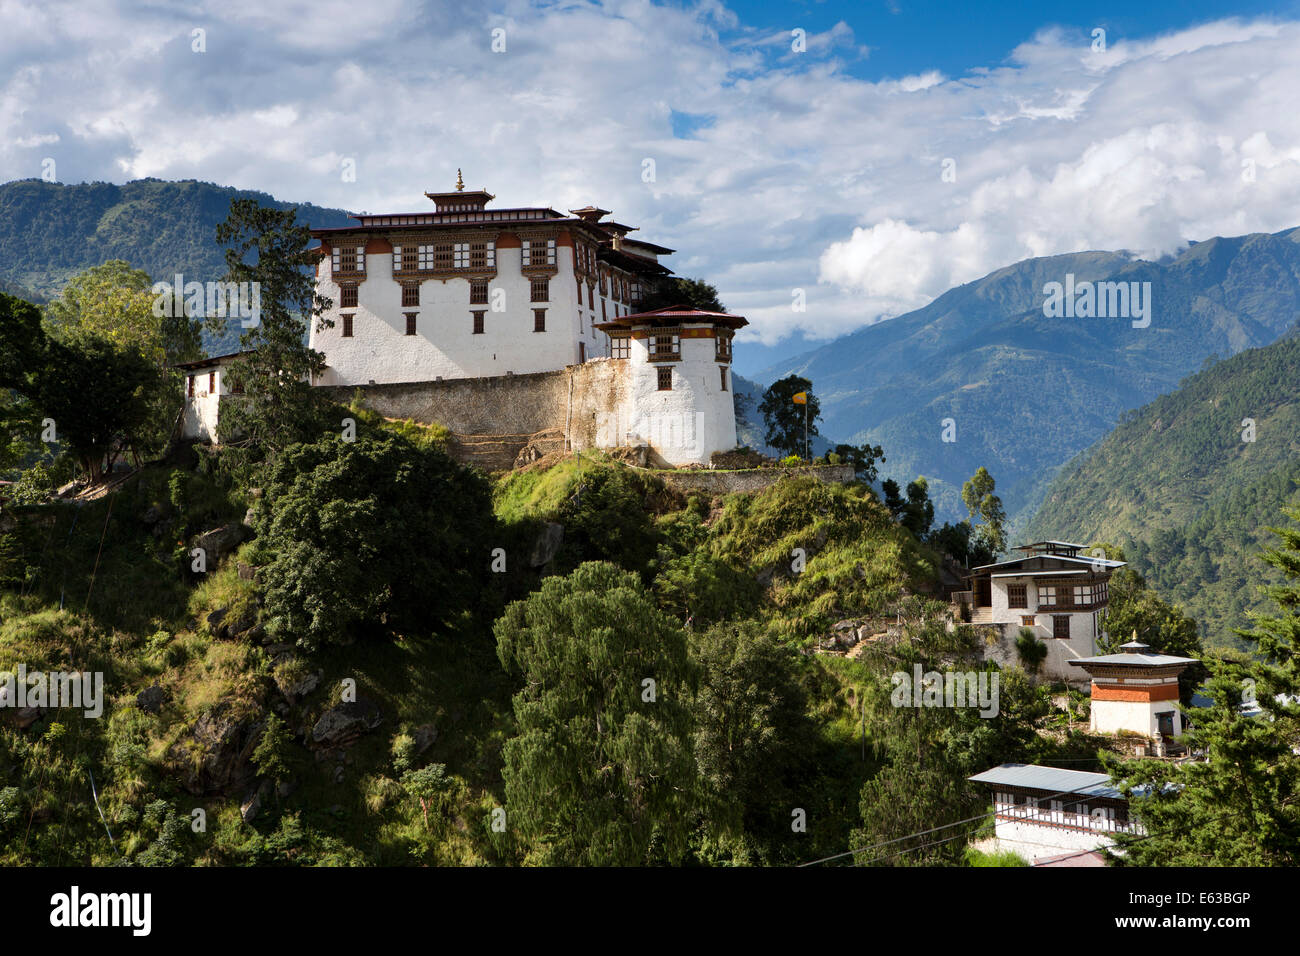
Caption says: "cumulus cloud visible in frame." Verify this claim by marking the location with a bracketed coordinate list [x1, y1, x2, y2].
[2, 3, 1299, 351]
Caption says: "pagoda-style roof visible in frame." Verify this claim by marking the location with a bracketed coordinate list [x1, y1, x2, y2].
[1068, 640, 1199, 671]
[595, 305, 748, 332]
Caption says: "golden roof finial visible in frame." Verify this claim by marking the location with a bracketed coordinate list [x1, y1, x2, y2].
[455, 168, 465, 191]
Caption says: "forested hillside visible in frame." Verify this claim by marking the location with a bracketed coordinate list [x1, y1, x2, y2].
[755, 228, 1300, 524]
[1024, 332, 1300, 647]
[0, 179, 353, 352]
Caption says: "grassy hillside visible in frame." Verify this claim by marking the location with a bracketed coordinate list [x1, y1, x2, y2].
[0, 178, 354, 353]
[755, 228, 1300, 524]
[1023, 331, 1300, 647]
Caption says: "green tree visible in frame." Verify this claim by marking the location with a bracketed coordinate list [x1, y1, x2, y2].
[831, 442, 886, 483]
[400, 764, 451, 832]
[1, 292, 164, 482]
[214, 200, 333, 459]
[252, 713, 292, 792]
[0, 389, 42, 480]
[928, 520, 974, 565]
[961, 466, 1007, 558]
[555, 465, 661, 577]
[690, 622, 813, 849]
[881, 478, 904, 520]
[1015, 627, 1048, 674]
[44, 259, 201, 368]
[759, 375, 820, 459]
[496, 562, 696, 865]
[256, 433, 495, 650]
[902, 478, 935, 538]
[638, 276, 724, 312]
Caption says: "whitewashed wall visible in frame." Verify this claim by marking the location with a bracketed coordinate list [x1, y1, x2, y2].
[312, 244, 587, 384]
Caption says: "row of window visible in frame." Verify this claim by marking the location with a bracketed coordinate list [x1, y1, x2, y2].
[338, 310, 551, 337]
[390, 241, 497, 274]
[338, 277, 553, 310]
[606, 332, 732, 363]
[1006, 581, 1108, 609]
[335, 239, 645, 302]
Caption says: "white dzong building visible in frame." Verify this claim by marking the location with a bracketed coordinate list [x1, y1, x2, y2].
[179, 175, 747, 466]
[308, 174, 674, 384]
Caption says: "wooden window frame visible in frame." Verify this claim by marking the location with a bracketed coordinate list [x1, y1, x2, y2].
[719, 367, 728, 391]
[533, 309, 546, 332]
[530, 276, 549, 302]
[332, 245, 365, 275]
[1007, 584, 1028, 609]
[401, 283, 420, 308]
[470, 279, 489, 305]
[472, 311, 485, 334]
[341, 313, 354, 337]
[404, 313, 418, 336]
[1053, 615, 1071, 640]
[657, 366, 673, 391]
[649, 332, 681, 361]
[339, 285, 358, 309]
[521, 237, 557, 269]
[611, 335, 630, 360]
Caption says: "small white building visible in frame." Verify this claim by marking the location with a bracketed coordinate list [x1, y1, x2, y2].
[177, 351, 248, 443]
[1070, 641, 1198, 739]
[959, 540, 1126, 683]
[968, 763, 1144, 865]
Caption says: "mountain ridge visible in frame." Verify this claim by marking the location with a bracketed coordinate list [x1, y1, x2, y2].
[754, 227, 1300, 524]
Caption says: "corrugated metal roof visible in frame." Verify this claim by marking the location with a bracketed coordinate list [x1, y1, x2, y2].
[968, 763, 1123, 799]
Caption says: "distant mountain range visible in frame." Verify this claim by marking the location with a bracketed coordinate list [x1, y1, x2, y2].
[753, 228, 1300, 525]
[1022, 330, 1300, 648]
[0, 178, 354, 352]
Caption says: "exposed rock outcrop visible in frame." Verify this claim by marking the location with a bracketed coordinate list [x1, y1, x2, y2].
[310, 698, 383, 749]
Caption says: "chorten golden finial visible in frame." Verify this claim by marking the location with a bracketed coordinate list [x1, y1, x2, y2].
[455, 168, 465, 191]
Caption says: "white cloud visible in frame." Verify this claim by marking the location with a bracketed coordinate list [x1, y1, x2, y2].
[2, 3, 1299, 352]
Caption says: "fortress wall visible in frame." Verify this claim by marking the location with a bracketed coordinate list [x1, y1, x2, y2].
[319, 361, 631, 442]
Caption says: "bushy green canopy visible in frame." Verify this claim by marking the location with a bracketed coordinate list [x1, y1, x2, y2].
[256, 433, 495, 649]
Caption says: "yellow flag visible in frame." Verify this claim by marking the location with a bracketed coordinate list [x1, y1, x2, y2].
[792, 392, 807, 405]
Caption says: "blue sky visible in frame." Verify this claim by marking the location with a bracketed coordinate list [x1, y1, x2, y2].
[4, 0, 1300, 375]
